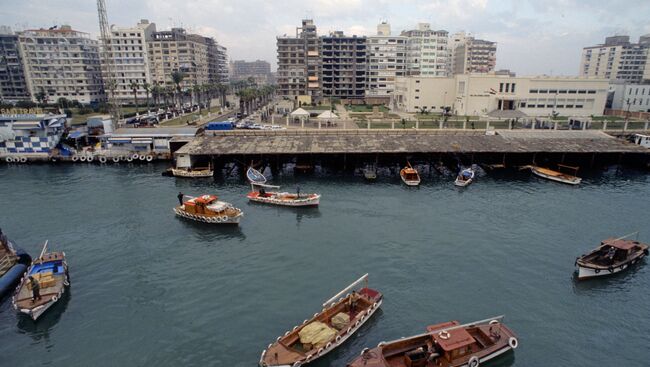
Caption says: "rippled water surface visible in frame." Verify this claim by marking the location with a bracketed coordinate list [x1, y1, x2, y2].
[0, 163, 649, 367]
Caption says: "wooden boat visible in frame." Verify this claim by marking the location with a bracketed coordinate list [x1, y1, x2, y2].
[454, 167, 475, 187]
[400, 162, 421, 186]
[171, 164, 213, 178]
[575, 232, 649, 280]
[248, 185, 320, 207]
[0, 233, 31, 298]
[259, 274, 383, 367]
[363, 165, 377, 181]
[530, 164, 581, 185]
[12, 241, 69, 321]
[174, 194, 243, 224]
[347, 316, 518, 367]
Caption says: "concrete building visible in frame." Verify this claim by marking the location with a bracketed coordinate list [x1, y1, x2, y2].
[0, 114, 67, 156]
[276, 19, 321, 102]
[609, 81, 650, 112]
[366, 22, 407, 99]
[148, 28, 211, 87]
[321, 31, 366, 100]
[206, 39, 228, 83]
[393, 74, 609, 117]
[105, 20, 156, 104]
[401, 23, 449, 77]
[229, 59, 271, 84]
[0, 27, 31, 103]
[580, 35, 650, 83]
[18, 25, 104, 104]
[449, 32, 497, 74]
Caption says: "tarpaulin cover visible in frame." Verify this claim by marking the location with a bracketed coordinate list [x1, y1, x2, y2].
[298, 321, 336, 349]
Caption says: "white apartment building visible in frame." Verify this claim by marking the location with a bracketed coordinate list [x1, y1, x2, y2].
[393, 74, 609, 117]
[366, 22, 407, 98]
[401, 23, 449, 77]
[609, 82, 650, 112]
[105, 19, 156, 104]
[580, 35, 650, 83]
[18, 25, 104, 104]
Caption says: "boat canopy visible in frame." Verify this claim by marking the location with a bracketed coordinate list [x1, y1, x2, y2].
[602, 239, 640, 250]
[193, 195, 217, 204]
[431, 324, 476, 352]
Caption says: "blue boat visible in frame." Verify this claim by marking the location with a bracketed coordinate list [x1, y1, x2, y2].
[0, 233, 32, 298]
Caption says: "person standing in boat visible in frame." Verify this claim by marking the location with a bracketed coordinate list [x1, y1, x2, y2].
[348, 291, 357, 316]
[177, 192, 184, 206]
[296, 186, 301, 198]
[29, 276, 41, 302]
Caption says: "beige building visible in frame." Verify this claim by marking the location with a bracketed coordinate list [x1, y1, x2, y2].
[104, 19, 156, 104]
[18, 25, 104, 104]
[449, 32, 497, 75]
[276, 19, 321, 101]
[394, 74, 609, 117]
[147, 28, 210, 88]
[401, 23, 449, 77]
[366, 22, 407, 98]
[580, 35, 650, 83]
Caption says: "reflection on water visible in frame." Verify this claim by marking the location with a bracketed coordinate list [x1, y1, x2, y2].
[16, 289, 71, 341]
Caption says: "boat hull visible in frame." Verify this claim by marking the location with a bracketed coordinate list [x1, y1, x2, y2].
[531, 168, 581, 185]
[12, 253, 69, 321]
[576, 253, 645, 280]
[171, 168, 213, 178]
[0, 264, 27, 298]
[401, 178, 420, 186]
[174, 207, 242, 224]
[454, 178, 473, 187]
[248, 193, 320, 207]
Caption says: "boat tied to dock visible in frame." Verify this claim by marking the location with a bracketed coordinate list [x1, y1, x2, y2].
[346, 315, 518, 367]
[171, 164, 214, 178]
[259, 274, 382, 367]
[174, 194, 243, 224]
[454, 167, 475, 187]
[575, 232, 648, 280]
[528, 164, 581, 185]
[400, 162, 421, 186]
[12, 241, 69, 321]
[0, 231, 31, 298]
[247, 167, 321, 207]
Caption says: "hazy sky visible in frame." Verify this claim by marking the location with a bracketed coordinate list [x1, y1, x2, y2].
[2, 0, 649, 76]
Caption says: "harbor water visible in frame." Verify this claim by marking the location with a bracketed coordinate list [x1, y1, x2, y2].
[0, 163, 649, 366]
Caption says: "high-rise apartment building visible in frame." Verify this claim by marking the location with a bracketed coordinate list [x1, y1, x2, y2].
[206, 38, 228, 84]
[401, 23, 449, 77]
[449, 32, 497, 74]
[18, 25, 104, 104]
[276, 19, 321, 101]
[366, 22, 407, 98]
[104, 19, 156, 103]
[321, 31, 366, 99]
[0, 27, 31, 102]
[229, 59, 271, 84]
[580, 35, 650, 83]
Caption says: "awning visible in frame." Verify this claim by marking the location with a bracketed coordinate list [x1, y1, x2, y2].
[290, 108, 310, 117]
[317, 111, 338, 119]
[12, 121, 42, 129]
[68, 131, 87, 139]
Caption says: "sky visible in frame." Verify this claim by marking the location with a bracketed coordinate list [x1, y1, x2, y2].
[2, 0, 650, 76]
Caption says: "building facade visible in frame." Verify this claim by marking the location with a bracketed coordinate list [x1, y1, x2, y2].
[148, 28, 210, 87]
[449, 32, 497, 75]
[609, 82, 650, 112]
[18, 25, 104, 104]
[206, 39, 228, 84]
[104, 19, 156, 104]
[229, 59, 271, 83]
[401, 23, 449, 77]
[0, 27, 31, 103]
[366, 22, 407, 98]
[321, 31, 366, 100]
[276, 19, 321, 101]
[393, 74, 609, 117]
[580, 35, 650, 83]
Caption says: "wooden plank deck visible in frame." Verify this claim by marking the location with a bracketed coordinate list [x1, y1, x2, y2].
[176, 129, 650, 156]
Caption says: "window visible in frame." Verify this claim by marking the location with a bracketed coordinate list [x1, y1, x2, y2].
[539, 89, 548, 93]
[511, 83, 516, 93]
[499, 83, 504, 93]
[505, 83, 510, 93]
[530, 89, 538, 93]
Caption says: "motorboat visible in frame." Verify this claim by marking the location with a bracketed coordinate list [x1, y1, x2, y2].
[347, 316, 518, 367]
[174, 194, 243, 224]
[530, 164, 581, 185]
[400, 162, 421, 186]
[454, 167, 475, 187]
[259, 274, 382, 367]
[575, 233, 648, 280]
[12, 241, 69, 321]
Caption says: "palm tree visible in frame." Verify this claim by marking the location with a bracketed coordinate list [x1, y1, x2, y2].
[143, 82, 151, 112]
[217, 83, 228, 109]
[35, 88, 47, 107]
[129, 81, 140, 114]
[171, 71, 185, 107]
[192, 83, 202, 111]
[152, 83, 162, 108]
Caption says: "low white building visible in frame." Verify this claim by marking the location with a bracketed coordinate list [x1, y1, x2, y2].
[393, 74, 610, 117]
[608, 82, 650, 112]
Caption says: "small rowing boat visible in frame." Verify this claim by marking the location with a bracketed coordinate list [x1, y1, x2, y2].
[347, 316, 518, 367]
[400, 162, 420, 186]
[174, 194, 243, 224]
[171, 163, 213, 178]
[259, 274, 383, 367]
[575, 232, 649, 280]
[454, 167, 475, 187]
[247, 167, 321, 207]
[363, 164, 377, 181]
[12, 241, 69, 321]
[530, 164, 581, 185]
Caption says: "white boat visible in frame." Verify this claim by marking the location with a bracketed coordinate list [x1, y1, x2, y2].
[530, 165, 581, 185]
[171, 167, 213, 178]
[248, 184, 320, 207]
[259, 274, 383, 367]
[575, 232, 649, 280]
[454, 167, 475, 187]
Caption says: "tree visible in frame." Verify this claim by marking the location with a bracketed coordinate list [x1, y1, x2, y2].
[143, 82, 151, 111]
[171, 71, 185, 107]
[130, 81, 140, 114]
[35, 88, 47, 107]
[152, 83, 162, 108]
[192, 83, 202, 111]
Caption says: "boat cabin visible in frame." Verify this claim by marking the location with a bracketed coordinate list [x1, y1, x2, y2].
[182, 195, 229, 215]
[429, 321, 478, 363]
[402, 168, 419, 181]
[592, 239, 646, 265]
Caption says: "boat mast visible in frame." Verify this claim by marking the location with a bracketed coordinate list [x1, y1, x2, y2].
[38, 240, 49, 260]
[380, 315, 506, 345]
[322, 273, 369, 308]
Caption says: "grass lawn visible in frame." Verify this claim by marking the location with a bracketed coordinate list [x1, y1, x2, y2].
[69, 106, 145, 125]
[304, 105, 333, 110]
[346, 105, 389, 113]
[160, 106, 223, 126]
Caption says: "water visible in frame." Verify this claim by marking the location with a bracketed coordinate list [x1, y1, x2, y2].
[1, 163, 649, 367]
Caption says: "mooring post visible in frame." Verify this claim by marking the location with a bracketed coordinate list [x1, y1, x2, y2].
[602, 121, 607, 130]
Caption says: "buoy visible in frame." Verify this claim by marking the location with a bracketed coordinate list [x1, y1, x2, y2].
[86, 155, 94, 163]
[146, 155, 154, 162]
[132, 153, 139, 160]
[5, 156, 14, 163]
[509, 337, 518, 349]
[79, 155, 87, 162]
[126, 156, 133, 162]
[19, 156, 28, 163]
[99, 156, 107, 164]
[112, 156, 120, 163]
[138, 154, 146, 161]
